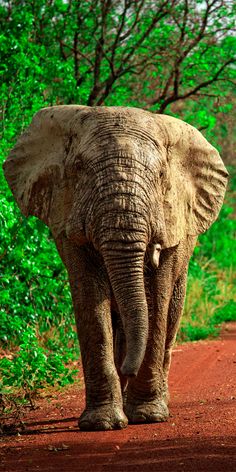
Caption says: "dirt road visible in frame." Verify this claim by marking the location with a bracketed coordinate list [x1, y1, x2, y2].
[1, 323, 235, 472]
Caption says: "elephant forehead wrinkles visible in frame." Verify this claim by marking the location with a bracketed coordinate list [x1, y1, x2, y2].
[90, 125, 159, 148]
[96, 134, 160, 157]
[79, 108, 157, 134]
[78, 137, 164, 175]
[78, 113, 161, 149]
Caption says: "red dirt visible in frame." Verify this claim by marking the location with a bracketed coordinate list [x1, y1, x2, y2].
[1, 323, 235, 472]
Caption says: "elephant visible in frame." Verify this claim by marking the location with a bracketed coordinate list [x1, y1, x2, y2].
[3, 105, 228, 431]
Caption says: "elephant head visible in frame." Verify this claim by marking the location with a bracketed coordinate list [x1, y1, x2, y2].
[3, 106, 228, 377]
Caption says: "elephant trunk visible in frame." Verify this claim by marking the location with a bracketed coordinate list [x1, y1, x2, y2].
[103, 245, 148, 378]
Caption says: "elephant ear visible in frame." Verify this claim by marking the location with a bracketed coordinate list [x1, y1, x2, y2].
[3, 105, 86, 238]
[155, 115, 228, 248]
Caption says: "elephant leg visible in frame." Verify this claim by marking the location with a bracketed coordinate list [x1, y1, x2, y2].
[162, 269, 188, 403]
[55, 237, 127, 431]
[125, 243, 191, 424]
[112, 309, 127, 394]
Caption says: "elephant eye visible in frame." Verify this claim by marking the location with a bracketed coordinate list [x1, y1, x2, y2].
[159, 171, 164, 178]
[76, 161, 83, 171]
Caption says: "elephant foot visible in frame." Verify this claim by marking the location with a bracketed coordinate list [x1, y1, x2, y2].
[125, 399, 169, 424]
[79, 404, 128, 431]
[163, 388, 170, 405]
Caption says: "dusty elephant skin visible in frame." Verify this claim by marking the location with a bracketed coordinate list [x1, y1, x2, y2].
[3, 105, 228, 431]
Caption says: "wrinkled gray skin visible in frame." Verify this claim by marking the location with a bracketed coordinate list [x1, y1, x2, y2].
[3, 106, 228, 431]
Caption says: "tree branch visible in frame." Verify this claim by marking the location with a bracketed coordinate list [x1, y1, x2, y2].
[122, 0, 177, 65]
[156, 58, 235, 113]
[87, 0, 112, 105]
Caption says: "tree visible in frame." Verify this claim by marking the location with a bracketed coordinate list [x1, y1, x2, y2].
[0, 0, 235, 139]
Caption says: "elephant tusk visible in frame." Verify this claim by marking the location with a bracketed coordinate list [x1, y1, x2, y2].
[148, 243, 162, 268]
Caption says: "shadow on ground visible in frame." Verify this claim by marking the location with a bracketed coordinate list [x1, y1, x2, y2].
[1, 434, 236, 472]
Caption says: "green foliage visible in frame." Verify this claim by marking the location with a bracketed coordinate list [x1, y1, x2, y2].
[1, 328, 77, 392]
[0, 166, 78, 397]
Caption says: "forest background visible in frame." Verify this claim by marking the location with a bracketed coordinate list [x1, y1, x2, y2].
[0, 0, 235, 403]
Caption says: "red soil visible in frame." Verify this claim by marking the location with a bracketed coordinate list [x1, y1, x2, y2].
[1, 323, 235, 472]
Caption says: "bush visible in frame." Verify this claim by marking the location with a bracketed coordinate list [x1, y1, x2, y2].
[0, 167, 79, 399]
